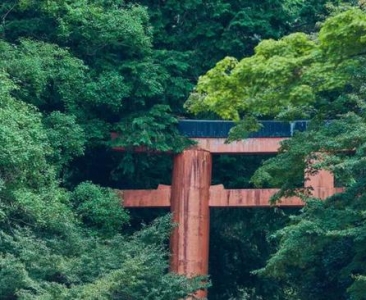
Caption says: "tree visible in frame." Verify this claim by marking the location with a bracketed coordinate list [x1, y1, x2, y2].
[187, 7, 366, 299]
[0, 69, 207, 299]
[0, 1, 360, 299]
[185, 7, 366, 122]
[0, 0, 188, 154]
[0, 1, 208, 297]
[253, 114, 366, 300]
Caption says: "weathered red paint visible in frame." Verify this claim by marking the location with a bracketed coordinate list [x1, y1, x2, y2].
[192, 137, 285, 153]
[209, 185, 302, 207]
[306, 169, 334, 189]
[121, 185, 343, 208]
[119, 184, 171, 207]
[208, 185, 343, 207]
[112, 135, 285, 154]
[170, 149, 211, 299]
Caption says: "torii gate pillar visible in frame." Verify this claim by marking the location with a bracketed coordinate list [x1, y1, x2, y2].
[170, 149, 212, 298]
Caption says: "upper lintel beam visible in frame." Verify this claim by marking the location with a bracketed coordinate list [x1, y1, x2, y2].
[192, 137, 285, 154]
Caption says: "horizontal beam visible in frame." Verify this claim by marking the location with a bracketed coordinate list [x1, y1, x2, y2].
[209, 185, 300, 207]
[112, 132, 285, 154]
[119, 185, 171, 207]
[119, 184, 343, 208]
[192, 138, 285, 154]
[208, 185, 344, 207]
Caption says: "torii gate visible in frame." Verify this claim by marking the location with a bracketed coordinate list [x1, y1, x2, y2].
[114, 120, 342, 299]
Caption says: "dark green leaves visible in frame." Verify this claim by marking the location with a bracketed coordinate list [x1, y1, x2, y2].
[114, 105, 194, 153]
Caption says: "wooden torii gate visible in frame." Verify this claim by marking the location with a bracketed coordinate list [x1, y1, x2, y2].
[115, 121, 342, 299]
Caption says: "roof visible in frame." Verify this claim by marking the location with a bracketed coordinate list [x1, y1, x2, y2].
[178, 120, 308, 138]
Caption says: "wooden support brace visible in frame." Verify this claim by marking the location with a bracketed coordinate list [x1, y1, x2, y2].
[209, 185, 303, 207]
[119, 184, 171, 207]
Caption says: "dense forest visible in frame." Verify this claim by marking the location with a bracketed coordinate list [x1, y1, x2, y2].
[1, 0, 366, 299]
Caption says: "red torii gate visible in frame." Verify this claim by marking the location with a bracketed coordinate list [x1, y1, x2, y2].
[115, 134, 341, 299]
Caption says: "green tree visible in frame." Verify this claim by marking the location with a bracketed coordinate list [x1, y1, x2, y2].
[0, 1, 360, 299]
[131, 0, 351, 119]
[187, 7, 366, 299]
[185, 7, 366, 123]
[0, 0, 188, 154]
[253, 115, 366, 300]
[0, 70, 207, 299]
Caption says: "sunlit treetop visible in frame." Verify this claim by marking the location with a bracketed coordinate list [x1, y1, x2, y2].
[185, 8, 366, 123]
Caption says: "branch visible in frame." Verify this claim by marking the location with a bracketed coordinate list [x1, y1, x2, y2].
[2, 2, 17, 38]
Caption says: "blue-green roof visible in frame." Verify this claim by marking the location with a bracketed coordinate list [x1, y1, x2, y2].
[178, 120, 308, 138]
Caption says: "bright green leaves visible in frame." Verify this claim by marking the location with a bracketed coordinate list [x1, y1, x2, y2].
[185, 9, 366, 298]
[254, 32, 315, 58]
[185, 57, 241, 120]
[186, 9, 366, 124]
[186, 32, 317, 120]
[319, 8, 366, 58]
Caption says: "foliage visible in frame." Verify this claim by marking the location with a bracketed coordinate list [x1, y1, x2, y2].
[186, 7, 366, 299]
[0, 217, 206, 300]
[0, 0, 189, 153]
[71, 182, 129, 235]
[250, 115, 366, 299]
[185, 7, 366, 126]
[209, 208, 296, 300]
[43, 112, 85, 174]
[137, 0, 344, 76]
[209, 155, 298, 299]
[186, 6, 366, 299]
[113, 104, 194, 153]
[0, 1, 360, 299]
[0, 48, 206, 300]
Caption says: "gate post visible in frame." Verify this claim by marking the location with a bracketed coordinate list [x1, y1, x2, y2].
[170, 148, 212, 298]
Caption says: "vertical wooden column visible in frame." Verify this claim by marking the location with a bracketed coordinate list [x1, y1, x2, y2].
[170, 148, 212, 298]
[306, 169, 335, 198]
[306, 169, 334, 188]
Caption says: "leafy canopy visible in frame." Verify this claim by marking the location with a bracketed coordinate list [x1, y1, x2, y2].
[185, 8, 366, 123]
[186, 7, 366, 299]
[0, 70, 207, 299]
[0, 1, 209, 298]
[186, 7, 366, 300]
